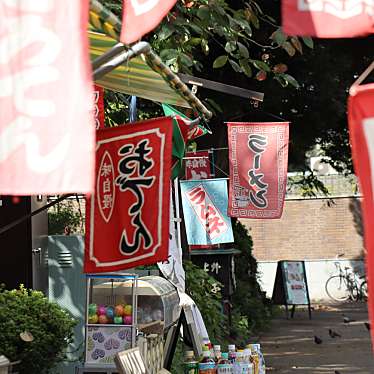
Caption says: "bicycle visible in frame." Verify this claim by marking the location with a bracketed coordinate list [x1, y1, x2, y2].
[325, 262, 367, 302]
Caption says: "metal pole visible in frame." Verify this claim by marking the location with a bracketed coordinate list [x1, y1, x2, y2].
[0, 194, 74, 236]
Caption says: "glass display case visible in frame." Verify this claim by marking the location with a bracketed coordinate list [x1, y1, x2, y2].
[84, 273, 138, 367]
[104, 275, 181, 334]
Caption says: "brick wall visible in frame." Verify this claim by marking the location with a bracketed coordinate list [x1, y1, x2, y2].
[240, 197, 364, 261]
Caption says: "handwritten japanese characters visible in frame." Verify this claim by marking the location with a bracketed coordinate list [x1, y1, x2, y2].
[180, 179, 234, 246]
[184, 151, 211, 180]
[85, 117, 173, 273]
[228, 123, 289, 219]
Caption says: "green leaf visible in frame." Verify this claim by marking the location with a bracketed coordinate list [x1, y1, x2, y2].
[291, 37, 303, 54]
[270, 28, 287, 46]
[234, 18, 252, 36]
[160, 49, 178, 60]
[188, 23, 203, 34]
[302, 36, 314, 49]
[201, 39, 209, 55]
[239, 59, 252, 77]
[251, 59, 271, 72]
[213, 55, 228, 68]
[282, 73, 300, 88]
[237, 42, 249, 59]
[158, 25, 174, 41]
[229, 59, 242, 73]
[189, 37, 202, 46]
[197, 6, 210, 21]
[225, 41, 236, 53]
[282, 41, 296, 57]
[179, 53, 193, 67]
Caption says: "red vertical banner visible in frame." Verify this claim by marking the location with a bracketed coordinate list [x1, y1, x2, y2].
[282, 0, 374, 37]
[348, 83, 374, 345]
[84, 117, 173, 273]
[0, 0, 95, 195]
[184, 151, 211, 180]
[227, 122, 289, 219]
[121, 0, 177, 44]
[93, 85, 105, 130]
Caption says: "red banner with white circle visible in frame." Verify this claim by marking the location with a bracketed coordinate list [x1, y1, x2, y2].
[84, 117, 173, 273]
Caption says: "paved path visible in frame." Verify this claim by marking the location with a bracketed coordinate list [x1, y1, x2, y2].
[260, 303, 374, 374]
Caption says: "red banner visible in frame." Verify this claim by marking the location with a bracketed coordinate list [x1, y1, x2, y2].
[84, 117, 173, 273]
[121, 0, 177, 44]
[93, 85, 105, 130]
[0, 0, 94, 195]
[348, 83, 374, 345]
[227, 122, 289, 219]
[283, 0, 374, 37]
[185, 151, 211, 180]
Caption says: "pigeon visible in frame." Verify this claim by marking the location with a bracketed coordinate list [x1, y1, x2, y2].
[365, 322, 371, 331]
[343, 316, 356, 323]
[329, 329, 342, 338]
[314, 335, 323, 344]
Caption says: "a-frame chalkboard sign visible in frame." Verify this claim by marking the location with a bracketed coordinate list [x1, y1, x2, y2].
[272, 260, 312, 319]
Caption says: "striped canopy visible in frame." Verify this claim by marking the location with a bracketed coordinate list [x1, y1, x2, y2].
[89, 31, 191, 108]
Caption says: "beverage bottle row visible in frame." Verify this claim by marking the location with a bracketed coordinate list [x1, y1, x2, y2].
[183, 343, 259, 374]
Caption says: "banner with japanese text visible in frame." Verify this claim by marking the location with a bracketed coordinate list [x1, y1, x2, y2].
[282, 0, 374, 37]
[93, 85, 105, 130]
[228, 122, 289, 219]
[348, 83, 374, 345]
[0, 0, 95, 195]
[180, 179, 234, 246]
[185, 151, 211, 180]
[84, 117, 173, 273]
[121, 0, 177, 44]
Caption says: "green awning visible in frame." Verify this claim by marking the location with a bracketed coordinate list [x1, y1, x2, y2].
[89, 31, 191, 108]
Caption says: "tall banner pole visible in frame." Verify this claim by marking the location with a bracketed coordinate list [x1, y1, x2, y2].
[174, 177, 182, 251]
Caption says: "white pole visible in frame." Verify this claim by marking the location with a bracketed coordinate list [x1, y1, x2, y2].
[173, 178, 182, 251]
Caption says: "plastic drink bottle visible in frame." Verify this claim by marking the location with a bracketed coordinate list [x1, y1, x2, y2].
[228, 345, 236, 364]
[184, 351, 199, 374]
[199, 350, 216, 374]
[217, 352, 232, 374]
[213, 345, 222, 363]
[242, 349, 253, 374]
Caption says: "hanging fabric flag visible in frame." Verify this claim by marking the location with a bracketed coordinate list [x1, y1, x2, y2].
[93, 85, 105, 130]
[162, 104, 208, 141]
[121, 0, 177, 44]
[347, 83, 374, 345]
[84, 117, 173, 273]
[162, 103, 208, 179]
[185, 151, 211, 180]
[158, 189, 185, 292]
[0, 0, 95, 195]
[227, 122, 289, 219]
[180, 179, 234, 246]
[282, 0, 374, 37]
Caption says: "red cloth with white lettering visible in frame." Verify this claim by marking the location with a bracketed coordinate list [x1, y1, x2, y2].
[0, 0, 95, 194]
[121, 0, 177, 44]
[84, 117, 173, 273]
[184, 151, 211, 180]
[93, 85, 105, 130]
[282, 0, 374, 37]
[227, 122, 289, 219]
[348, 84, 374, 345]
